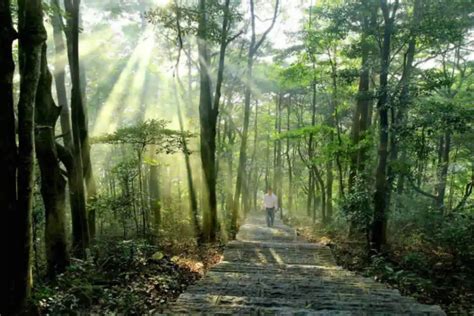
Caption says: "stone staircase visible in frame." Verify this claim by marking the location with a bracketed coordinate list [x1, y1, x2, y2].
[167, 214, 445, 315]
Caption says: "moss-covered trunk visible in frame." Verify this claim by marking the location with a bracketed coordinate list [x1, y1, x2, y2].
[35, 44, 70, 279]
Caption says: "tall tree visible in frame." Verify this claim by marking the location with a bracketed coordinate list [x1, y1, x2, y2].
[5, 0, 47, 312]
[64, 0, 98, 240]
[0, 0, 18, 312]
[274, 94, 283, 218]
[197, 0, 233, 242]
[64, 0, 90, 256]
[51, 0, 88, 249]
[389, 0, 421, 196]
[175, 77, 202, 243]
[148, 151, 162, 242]
[347, 1, 376, 236]
[285, 98, 293, 214]
[35, 44, 70, 278]
[51, 0, 74, 151]
[371, 0, 399, 252]
[231, 0, 279, 236]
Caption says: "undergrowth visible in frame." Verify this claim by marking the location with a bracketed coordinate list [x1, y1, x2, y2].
[285, 214, 474, 314]
[32, 239, 223, 314]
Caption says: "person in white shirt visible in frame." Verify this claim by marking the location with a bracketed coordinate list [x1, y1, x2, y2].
[263, 187, 278, 227]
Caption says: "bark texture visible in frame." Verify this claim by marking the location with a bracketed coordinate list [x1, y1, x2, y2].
[35, 44, 70, 279]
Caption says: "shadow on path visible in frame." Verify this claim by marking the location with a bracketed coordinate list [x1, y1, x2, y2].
[167, 213, 445, 315]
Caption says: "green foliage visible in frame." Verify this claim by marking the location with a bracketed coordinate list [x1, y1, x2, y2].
[341, 176, 372, 231]
[367, 255, 435, 297]
[145, 0, 242, 44]
[278, 124, 332, 140]
[414, 96, 473, 135]
[33, 239, 199, 314]
[26, 0, 474, 313]
[416, 0, 474, 47]
[93, 119, 191, 154]
[428, 213, 474, 265]
[278, 62, 312, 89]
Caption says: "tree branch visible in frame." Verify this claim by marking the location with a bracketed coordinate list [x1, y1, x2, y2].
[408, 177, 437, 200]
[252, 0, 280, 55]
[452, 181, 473, 212]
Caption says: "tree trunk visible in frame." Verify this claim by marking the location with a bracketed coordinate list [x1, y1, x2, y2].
[349, 18, 370, 193]
[36, 44, 70, 279]
[197, 0, 216, 242]
[250, 101, 259, 211]
[313, 165, 326, 223]
[136, 150, 146, 237]
[371, 0, 398, 253]
[225, 119, 236, 220]
[274, 94, 283, 218]
[286, 100, 293, 214]
[63, 0, 97, 239]
[307, 171, 314, 218]
[9, 0, 46, 312]
[149, 160, 161, 242]
[51, 0, 74, 151]
[64, 0, 90, 257]
[52, 0, 87, 247]
[436, 132, 451, 211]
[63, 0, 97, 240]
[325, 160, 333, 224]
[264, 104, 272, 190]
[0, 0, 18, 313]
[392, 0, 421, 195]
[175, 79, 202, 243]
[231, 54, 253, 236]
[328, 49, 344, 206]
[306, 63, 318, 218]
[231, 0, 279, 237]
[347, 32, 370, 236]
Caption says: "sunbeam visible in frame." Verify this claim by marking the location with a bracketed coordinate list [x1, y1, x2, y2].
[5, 1, 471, 314]
[92, 26, 156, 135]
[46, 27, 115, 76]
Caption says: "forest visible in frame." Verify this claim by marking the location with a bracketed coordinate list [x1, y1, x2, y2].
[1, 0, 473, 314]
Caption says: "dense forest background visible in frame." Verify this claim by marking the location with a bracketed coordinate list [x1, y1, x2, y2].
[1, 0, 473, 314]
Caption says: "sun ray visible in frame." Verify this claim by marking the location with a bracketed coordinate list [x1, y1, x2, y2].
[92, 26, 156, 136]
[119, 28, 156, 124]
[47, 28, 115, 76]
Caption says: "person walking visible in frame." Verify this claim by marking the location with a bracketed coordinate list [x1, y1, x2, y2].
[263, 187, 278, 227]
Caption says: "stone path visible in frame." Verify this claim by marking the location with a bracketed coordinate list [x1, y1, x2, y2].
[168, 214, 445, 315]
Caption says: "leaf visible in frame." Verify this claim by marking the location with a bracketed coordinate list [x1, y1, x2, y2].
[152, 251, 164, 261]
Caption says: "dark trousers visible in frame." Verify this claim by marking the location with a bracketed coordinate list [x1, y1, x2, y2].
[266, 207, 275, 227]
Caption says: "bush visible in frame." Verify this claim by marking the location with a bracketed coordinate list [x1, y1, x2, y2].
[429, 212, 474, 267]
[33, 239, 199, 314]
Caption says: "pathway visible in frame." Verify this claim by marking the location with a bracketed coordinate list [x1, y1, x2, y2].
[167, 214, 445, 315]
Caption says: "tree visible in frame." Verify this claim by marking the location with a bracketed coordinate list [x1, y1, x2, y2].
[94, 120, 191, 237]
[174, 78, 202, 244]
[231, 0, 279, 236]
[64, 0, 90, 256]
[5, 0, 47, 312]
[0, 0, 18, 312]
[35, 44, 70, 278]
[371, 0, 399, 252]
[346, 0, 377, 235]
[51, 0, 74, 151]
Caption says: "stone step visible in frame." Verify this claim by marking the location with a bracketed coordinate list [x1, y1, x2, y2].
[228, 240, 326, 249]
[170, 293, 445, 314]
[185, 285, 411, 302]
[196, 271, 391, 290]
[223, 248, 337, 266]
[211, 261, 349, 275]
[166, 215, 446, 315]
